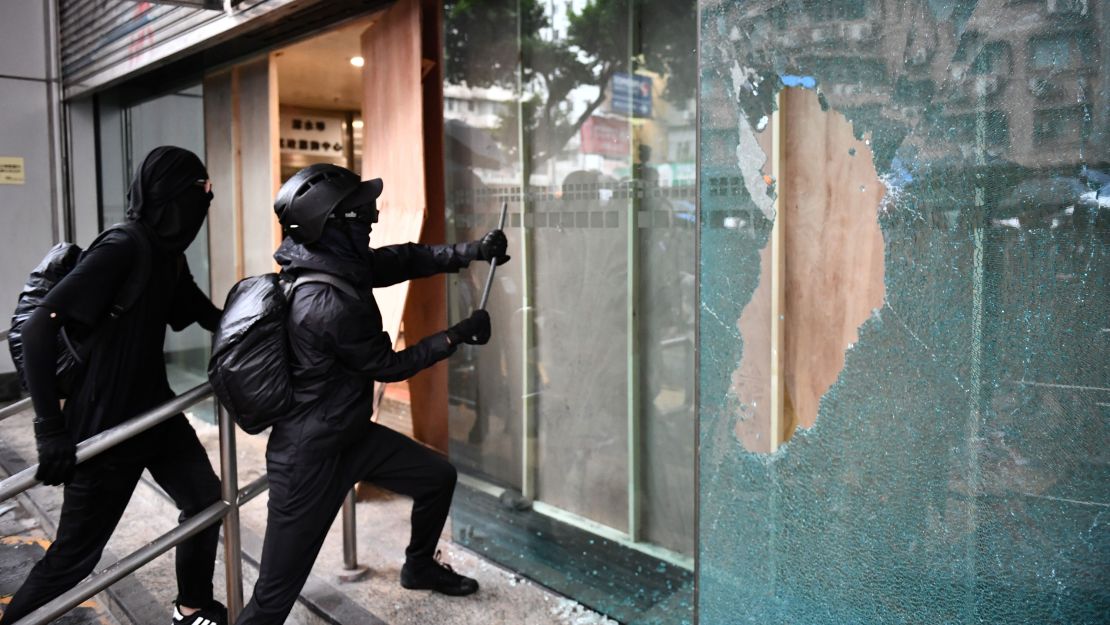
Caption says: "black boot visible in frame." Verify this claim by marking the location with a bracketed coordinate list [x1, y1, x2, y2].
[400, 551, 479, 596]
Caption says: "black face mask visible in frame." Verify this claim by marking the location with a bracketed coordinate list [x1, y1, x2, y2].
[126, 146, 211, 254]
[328, 200, 377, 258]
[152, 187, 212, 253]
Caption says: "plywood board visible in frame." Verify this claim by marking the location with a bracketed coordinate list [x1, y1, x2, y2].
[361, 0, 427, 345]
[406, 0, 450, 452]
[782, 88, 885, 432]
[732, 87, 886, 452]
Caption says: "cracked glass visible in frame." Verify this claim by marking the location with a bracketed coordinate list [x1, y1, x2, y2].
[699, 0, 1108, 623]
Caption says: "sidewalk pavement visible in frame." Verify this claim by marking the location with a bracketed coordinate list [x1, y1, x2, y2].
[0, 397, 618, 625]
[0, 497, 119, 625]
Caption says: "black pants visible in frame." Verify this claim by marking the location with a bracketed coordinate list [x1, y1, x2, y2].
[0, 415, 221, 624]
[236, 422, 457, 625]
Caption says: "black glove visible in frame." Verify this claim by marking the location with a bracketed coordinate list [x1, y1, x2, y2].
[476, 230, 510, 265]
[34, 424, 76, 486]
[447, 310, 491, 346]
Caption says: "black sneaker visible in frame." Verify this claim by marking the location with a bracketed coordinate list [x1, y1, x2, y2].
[400, 550, 480, 596]
[171, 600, 227, 625]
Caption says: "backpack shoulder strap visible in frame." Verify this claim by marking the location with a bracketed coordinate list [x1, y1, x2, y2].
[96, 222, 153, 319]
[292, 271, 360, 300]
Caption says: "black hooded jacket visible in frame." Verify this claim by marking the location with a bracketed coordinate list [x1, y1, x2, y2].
[267, 225, 476, 462]
[27, 146, 220, 445]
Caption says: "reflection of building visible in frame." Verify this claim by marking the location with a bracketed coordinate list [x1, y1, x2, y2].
[725, 0, 1105, 170]
[444, 83, 514, 126]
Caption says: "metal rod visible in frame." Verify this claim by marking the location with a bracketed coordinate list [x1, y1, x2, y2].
[342, 488, 359, 569]
[478, 202, 509, 311]
[18, 500, 229, 625]
[238, 474, 270, 506]
[514, 0, 536, 502]
[627, 181, 642, 541]
[0, 397, 32, 423]
[768, 89, 786, 453]
[218, 403, 244, 622]
[0, 327, 9, 342]
[0, 383, 213, 503]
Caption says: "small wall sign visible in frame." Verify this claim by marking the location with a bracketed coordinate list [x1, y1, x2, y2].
[0, 157, 25, 184]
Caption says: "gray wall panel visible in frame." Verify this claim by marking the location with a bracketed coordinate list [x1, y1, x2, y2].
[0, 78, 57, 373]
[0, 0, 48, 79]
[238, 56, 276, 278]
[204, 69, 239, 302]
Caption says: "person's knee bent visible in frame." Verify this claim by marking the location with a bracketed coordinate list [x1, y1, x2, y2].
[435, 461, 458, 494]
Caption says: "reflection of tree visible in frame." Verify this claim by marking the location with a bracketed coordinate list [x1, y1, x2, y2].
[444, 0, 695, 168]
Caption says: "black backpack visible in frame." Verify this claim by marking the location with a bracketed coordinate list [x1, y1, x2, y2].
[8, 224, 152, 398]
[207, 270, 357, 434]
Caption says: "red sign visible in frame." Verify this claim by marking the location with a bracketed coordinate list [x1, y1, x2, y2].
[580, 116, 630, 158]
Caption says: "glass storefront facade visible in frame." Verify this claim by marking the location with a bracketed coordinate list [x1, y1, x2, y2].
[50, 0, 1108, 622]
[698, 0, 1108, 623]
[443, 0, 697, 621]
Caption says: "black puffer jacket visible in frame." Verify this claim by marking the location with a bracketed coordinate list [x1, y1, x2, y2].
[268, 229, 476, 462]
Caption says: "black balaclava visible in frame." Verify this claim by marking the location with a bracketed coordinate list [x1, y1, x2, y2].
[273, 202, 377, 287]
[126, 146, 212, 254]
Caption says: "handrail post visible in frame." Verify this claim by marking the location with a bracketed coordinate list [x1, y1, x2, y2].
[338, 487, 369, 582]
[218, 403, 244, 620]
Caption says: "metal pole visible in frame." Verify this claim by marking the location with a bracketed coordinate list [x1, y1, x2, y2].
[218, 403, 244, 621]
[478, 202, 509, 311]
[625, 6, 642, 541]
[338, 488, 369, 582]
[237, 474, 269, 506]
[0, 384, 213, 503]
[19, 501, 229, 625]
[342, 490, 358, 567]
[0, 397, 32, 423]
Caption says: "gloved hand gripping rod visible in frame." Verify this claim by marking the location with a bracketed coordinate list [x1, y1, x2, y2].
[478, 202, 509, 311]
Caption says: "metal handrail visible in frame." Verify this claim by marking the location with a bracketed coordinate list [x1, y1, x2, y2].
[21, 500, 229, 625]
[0, 397, 32, 422]
[0, 384, 213, 502]
[0, 327, 365, 624]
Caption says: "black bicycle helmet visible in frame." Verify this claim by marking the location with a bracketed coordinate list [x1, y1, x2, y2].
[274, 164, 361, 244]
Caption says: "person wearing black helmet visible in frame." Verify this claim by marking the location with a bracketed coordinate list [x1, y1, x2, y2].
[0, 146, 227, 625]
[235, 164, 506, 625]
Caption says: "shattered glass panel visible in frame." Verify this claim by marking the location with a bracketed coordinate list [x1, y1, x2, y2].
[699, 0, 1108, 623]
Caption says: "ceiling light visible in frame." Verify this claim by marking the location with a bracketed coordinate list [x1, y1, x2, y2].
[352, 120, 364, 130]
[350, 56, 365, 67]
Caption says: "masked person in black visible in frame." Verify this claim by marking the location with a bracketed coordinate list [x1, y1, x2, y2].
[234, 164, 506, 625]
[0, 147, 227, 625]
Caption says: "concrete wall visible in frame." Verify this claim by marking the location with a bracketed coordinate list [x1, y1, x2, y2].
[0, 0, 61, 374]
